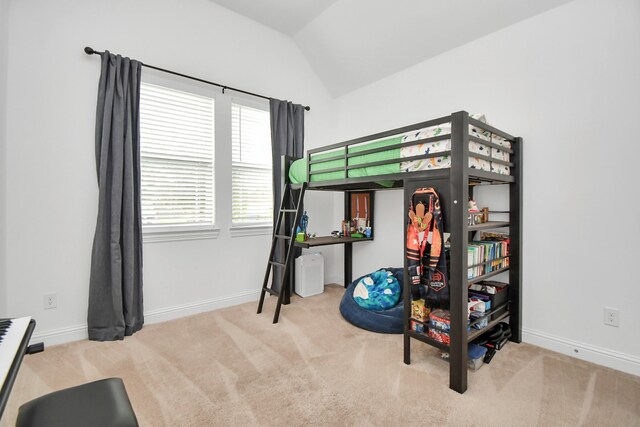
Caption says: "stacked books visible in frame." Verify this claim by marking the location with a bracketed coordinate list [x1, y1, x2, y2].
[467, 239, 509, 279]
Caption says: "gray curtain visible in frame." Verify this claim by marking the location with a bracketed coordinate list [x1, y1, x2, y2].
[270, 99, 305, 294]
[88, 51, 144, 341]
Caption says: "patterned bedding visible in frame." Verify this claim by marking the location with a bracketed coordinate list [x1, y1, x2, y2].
[400, 114, 511, 175]
[288, 114, 512, 184]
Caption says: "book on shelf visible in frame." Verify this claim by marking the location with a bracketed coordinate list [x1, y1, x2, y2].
[479, 231, 510, 252]
[467, 237, 509, 280]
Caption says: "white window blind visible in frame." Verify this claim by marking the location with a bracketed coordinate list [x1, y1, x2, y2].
[139, 82, 215, 230]
[231, 103, 273, 225]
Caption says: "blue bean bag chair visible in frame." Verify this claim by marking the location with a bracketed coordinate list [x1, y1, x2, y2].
[339, 267, 404, 334]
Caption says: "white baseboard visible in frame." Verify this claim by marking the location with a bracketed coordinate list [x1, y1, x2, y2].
[30, 323, 88, 347]
[30, 290, 260, 347]
[144, 290, 259, 324]
[522, 327, 640, 377]
[325, 275, 344, 287]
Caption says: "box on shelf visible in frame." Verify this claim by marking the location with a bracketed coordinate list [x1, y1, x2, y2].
[411, 299, 430, 322]
[469, 293, 490, 312]
[429, 309, 480, 342]
[467, 343, 487, 371]
[429, 328, 450, 345]
[468, 280, 508, 320]
[468, 293, 491, 330]
[469, 311, 489, 330]
[410, 319, 425, 333]
[428, 309, 451, 344]
[438, 343, 488, 371]
[429, 309, 450, 331]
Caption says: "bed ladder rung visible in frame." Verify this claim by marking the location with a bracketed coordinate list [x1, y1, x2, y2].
[257, 182, 307, 323]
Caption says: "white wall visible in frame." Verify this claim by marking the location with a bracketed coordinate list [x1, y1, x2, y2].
[0, 0, 10, 317]
[4, 0, 333, 344]
[323, 0, 640, 375]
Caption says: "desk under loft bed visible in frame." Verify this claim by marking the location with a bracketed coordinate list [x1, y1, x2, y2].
[259, 111, 522, 394]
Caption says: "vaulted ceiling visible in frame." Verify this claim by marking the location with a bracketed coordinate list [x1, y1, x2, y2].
[208, 0, 574, 97]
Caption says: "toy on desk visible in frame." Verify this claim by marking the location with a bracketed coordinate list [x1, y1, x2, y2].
[294, 211, 310, 242]
[341, 220, 349, 237]
[296, 211, 309, 235]
[296, 231, 315, 242]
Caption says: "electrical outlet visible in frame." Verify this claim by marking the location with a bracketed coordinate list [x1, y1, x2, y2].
[43, 293, 57, 310]
[603, 307, 619, 327]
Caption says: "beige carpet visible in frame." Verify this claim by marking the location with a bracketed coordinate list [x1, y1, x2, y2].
[2, 285, 639, 426]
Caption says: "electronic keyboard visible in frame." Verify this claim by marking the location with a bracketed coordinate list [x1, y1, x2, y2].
[0, 317, 36, 419]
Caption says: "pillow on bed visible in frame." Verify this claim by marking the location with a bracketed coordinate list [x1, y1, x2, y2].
[352, 269, 401, 310]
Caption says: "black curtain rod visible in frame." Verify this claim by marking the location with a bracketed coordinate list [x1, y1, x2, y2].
[84, 47, 310, 111]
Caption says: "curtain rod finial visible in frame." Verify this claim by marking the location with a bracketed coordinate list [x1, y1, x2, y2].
[304, 106, 311, 111]
[84, 46, 95, 55]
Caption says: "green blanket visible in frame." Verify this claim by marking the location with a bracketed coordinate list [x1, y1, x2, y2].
[289, 136, 402, 185]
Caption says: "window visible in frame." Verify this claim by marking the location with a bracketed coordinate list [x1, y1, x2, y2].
[231, 102, 273, 228]
[139, 82, 216, 238]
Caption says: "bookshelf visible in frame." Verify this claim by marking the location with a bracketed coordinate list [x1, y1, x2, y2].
[402, 112, 522, 394]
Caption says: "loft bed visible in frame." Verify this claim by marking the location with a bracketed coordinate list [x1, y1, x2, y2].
[286, 111, 515, 191]
[276, 111, 522, 394]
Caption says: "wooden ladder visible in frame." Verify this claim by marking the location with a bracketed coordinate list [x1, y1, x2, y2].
[257, 182, 307, 323]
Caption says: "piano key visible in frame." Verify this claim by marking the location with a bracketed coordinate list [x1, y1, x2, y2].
[0, 317, 31, 391]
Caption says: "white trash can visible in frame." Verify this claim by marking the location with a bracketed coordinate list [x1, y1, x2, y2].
[295, 253, 324, 297]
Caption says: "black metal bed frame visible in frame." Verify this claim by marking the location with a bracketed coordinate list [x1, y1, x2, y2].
[283, 110, 522, 394]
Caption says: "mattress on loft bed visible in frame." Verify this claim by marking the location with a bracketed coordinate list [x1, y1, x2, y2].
[288, 136, 403, 185]
[288, 114, 511, 184]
